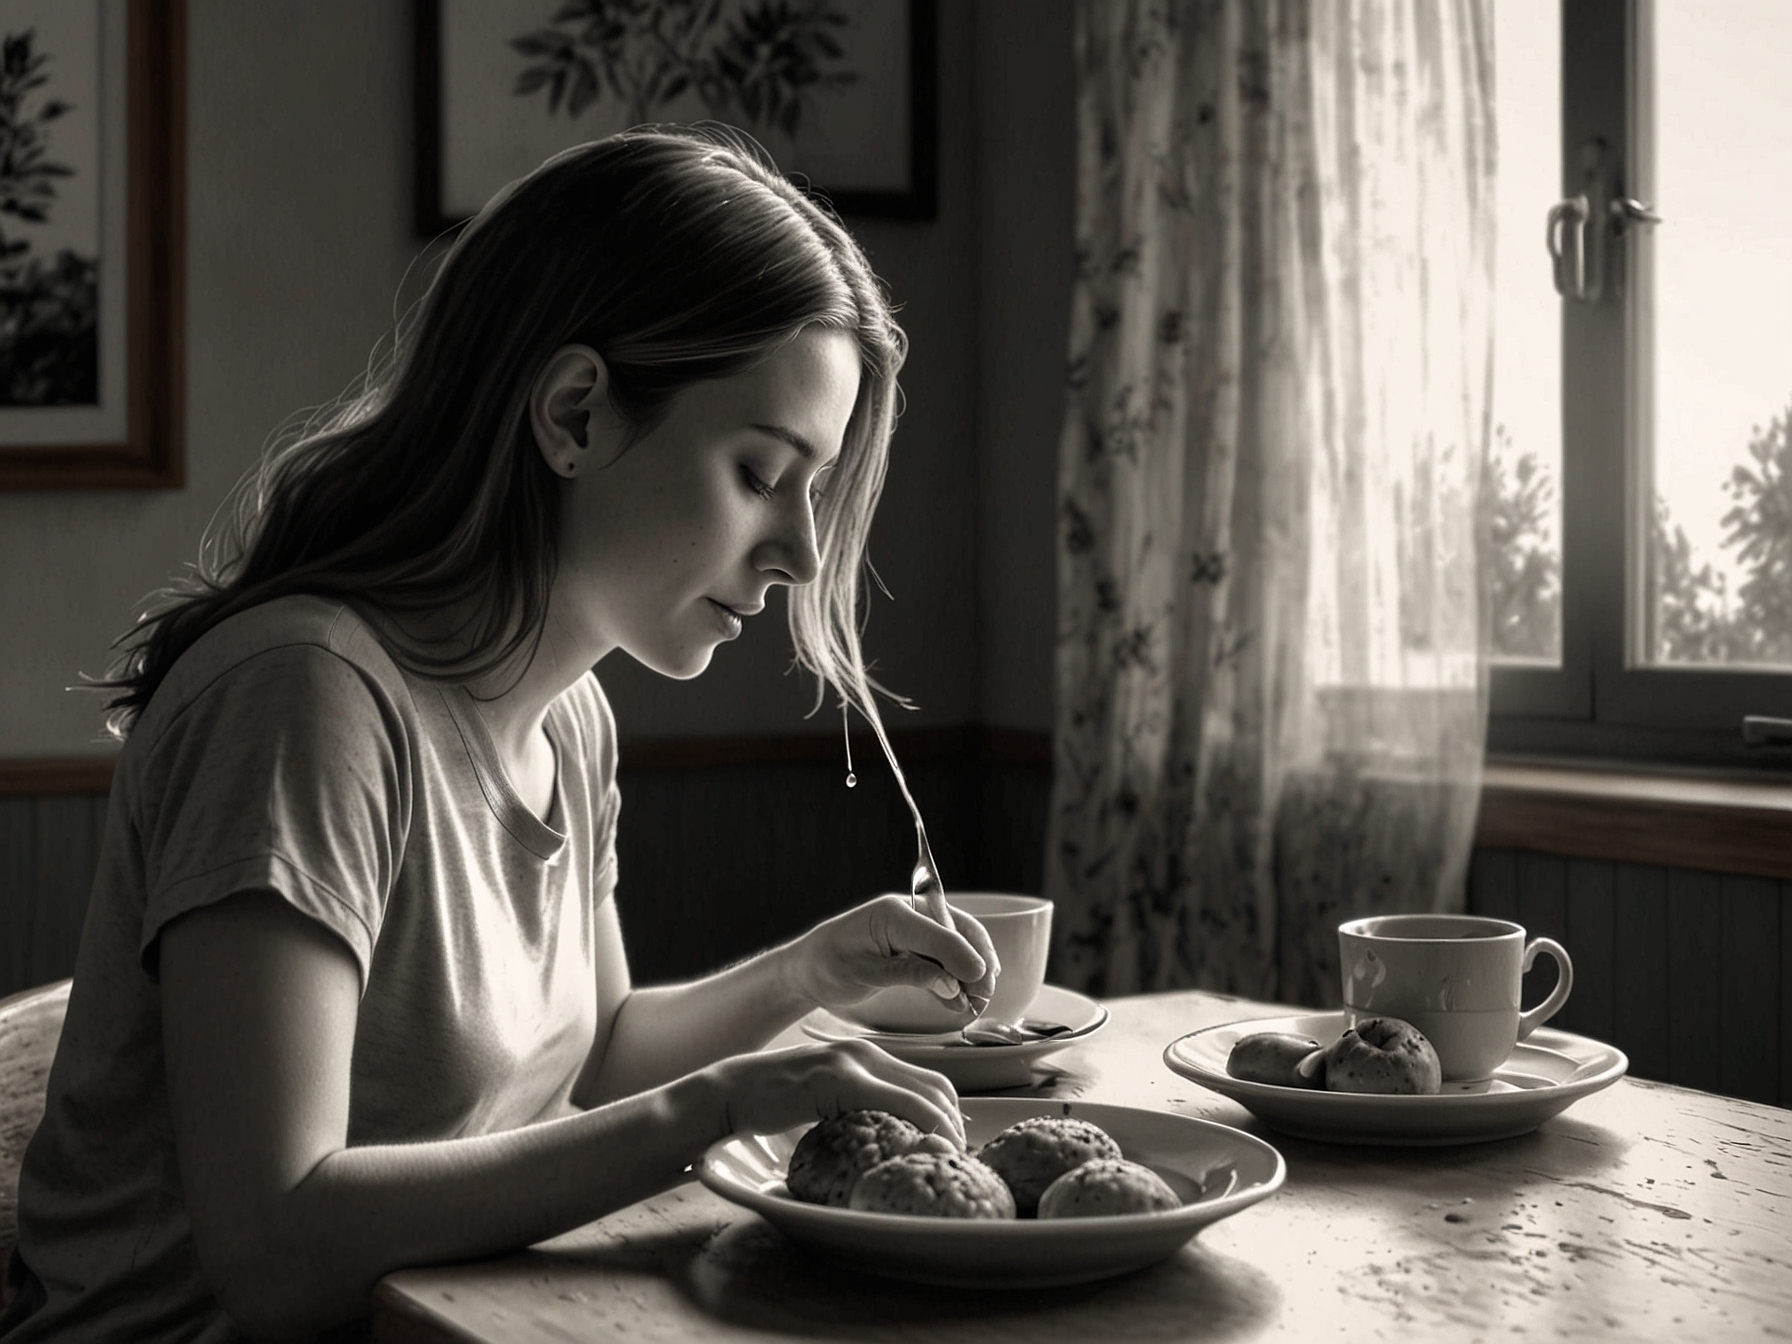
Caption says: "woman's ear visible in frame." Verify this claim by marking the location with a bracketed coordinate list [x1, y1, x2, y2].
[529, 344, 620, 478]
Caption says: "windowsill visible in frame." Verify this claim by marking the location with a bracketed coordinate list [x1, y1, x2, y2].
[1478, 756, 1792, 879]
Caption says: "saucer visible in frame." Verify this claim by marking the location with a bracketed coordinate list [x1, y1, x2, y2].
[698, 1096, 1285, 1287]
[1163, 1011, 1628, 1145]
[802, 984, 1108, 1091]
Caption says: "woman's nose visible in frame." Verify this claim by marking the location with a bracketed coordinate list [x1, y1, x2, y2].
[754, 499, 822, 586]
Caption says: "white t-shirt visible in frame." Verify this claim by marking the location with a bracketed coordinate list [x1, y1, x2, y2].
[1, 596, 619, 1343]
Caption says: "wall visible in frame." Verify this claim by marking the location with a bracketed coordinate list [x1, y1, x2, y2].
[0, 1, 425, 759]
[0, 0, 994, 761]
[972, 1, 1076, 735]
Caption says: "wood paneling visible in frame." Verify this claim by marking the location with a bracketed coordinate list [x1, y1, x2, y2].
[1783, 902, 1792, 1108]
[0, 796, 105, 998]
[1611, 863, 1671, 1081]
[1563, 859, 1615, 1044]
[1, 749, 1785, 1110]
[1667, 868, 1725, 1094]
[1515, 853, 1568, 1021]
[1720, 876, 1780, 1105]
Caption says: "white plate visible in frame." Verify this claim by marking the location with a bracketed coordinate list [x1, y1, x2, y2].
[801, 984, 1109, 1091]
[1163, 1012, 1629, 1146]
[697, 1096, 1286, 1288]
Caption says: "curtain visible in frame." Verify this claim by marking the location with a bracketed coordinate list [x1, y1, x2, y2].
[1046, 0, 1496, 1006]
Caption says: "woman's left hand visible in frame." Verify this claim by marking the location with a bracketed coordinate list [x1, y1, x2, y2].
[787, 894, 1001, 1012]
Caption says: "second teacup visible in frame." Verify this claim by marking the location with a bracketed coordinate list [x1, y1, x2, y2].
[1337, 913, 1573, 1082]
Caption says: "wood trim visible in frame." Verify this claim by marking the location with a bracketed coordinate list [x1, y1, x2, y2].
[0, 758, 117, 799]
[1477, 760, 1792, 879]
[616, 726, 1054, 771]
[620, 726, 975, 771]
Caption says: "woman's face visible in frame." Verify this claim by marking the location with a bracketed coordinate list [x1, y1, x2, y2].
[551, 327, 862, 679]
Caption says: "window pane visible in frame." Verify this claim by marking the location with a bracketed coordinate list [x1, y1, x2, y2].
[1644, 1, 1792, 667]
[1487, 0, 1563, 665]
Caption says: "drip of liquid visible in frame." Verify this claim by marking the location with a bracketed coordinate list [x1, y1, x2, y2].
[842, 705, 857, 787]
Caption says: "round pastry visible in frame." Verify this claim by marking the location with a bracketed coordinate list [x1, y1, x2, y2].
[1226, 1031, 1326, 1088]
[1036, 1158, 1181, 1218]
[846, 1150, 1018, 1219]
[786, 1110, 956, 1208]
[977, 1115, 1124, 1216]
[1322, 1016, 1442, 1095]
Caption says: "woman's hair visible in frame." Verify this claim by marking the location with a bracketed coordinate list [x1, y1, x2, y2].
[96, 124, 908, 741]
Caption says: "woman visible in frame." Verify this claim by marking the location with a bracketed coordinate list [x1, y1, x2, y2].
[0, 126, 998, 1342]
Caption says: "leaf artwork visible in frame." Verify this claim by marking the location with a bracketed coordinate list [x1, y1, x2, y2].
[0, 27, 98, 407]
[0, 29, 75, 260]
[509, 0, 858, 136]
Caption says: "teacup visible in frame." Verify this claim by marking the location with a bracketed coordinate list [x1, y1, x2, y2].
[1337, 914, 1573, 1082]
[839, 894, 1053, 1034]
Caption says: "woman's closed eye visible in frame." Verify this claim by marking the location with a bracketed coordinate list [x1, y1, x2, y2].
[742, 463, 830, 508]
[741, 464, 778, 500]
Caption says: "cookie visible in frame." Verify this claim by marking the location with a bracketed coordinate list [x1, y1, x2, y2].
[1036, 1158, 1182, 1218]
[786, 1110, 956, 1208]
[977, 1115, 1124, 1216]
[847, 1150, 1018, 1219]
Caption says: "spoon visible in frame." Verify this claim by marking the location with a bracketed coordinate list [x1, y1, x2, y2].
[849, 699, 991, 1017]
[958, 1019, 1074, 1047]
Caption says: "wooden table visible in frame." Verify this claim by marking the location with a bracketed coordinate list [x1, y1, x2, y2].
[372, 991, 1792, 1342]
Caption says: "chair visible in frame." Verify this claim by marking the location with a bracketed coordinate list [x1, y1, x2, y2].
[0, 979, 70, 1308]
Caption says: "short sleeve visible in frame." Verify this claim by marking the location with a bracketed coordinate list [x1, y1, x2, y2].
[570, 672, 621, 909]
[134, 645, 412, 988]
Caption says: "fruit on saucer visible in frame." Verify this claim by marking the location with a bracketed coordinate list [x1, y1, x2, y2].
[1321, 1017, 1442, 1095]
[1225, 1018, 1442, 1095]
[1225, 1032, 1325, 1088]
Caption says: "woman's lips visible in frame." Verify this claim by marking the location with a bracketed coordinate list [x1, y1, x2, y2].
[706, 598, 745, 639]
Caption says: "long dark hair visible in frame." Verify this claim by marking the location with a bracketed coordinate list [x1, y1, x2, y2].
[96, 125, 907, 740]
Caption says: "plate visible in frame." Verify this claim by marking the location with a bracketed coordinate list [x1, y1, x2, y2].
[1163, 1012, 1629, 1146]
[697, 1096, 1286, 1288]
[801, 984, 1109, 1091]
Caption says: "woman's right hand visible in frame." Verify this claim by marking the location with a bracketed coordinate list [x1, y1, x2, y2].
[698, 1037, 966, 1148]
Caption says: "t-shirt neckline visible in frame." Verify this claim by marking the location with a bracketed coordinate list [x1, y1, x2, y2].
[440, 686, 568, 861]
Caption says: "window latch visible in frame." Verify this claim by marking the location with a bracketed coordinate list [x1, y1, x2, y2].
[1741, 716, 1792, 747]
[1548, 139, 1609, 303]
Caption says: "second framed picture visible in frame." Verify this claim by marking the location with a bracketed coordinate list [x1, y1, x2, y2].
[414, 0, 937, 234]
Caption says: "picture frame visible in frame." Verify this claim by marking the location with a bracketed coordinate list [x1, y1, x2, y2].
[413, 0, 937, 236]
[0, 0, 185, 491]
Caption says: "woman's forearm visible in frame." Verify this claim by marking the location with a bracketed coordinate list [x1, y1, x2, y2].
[215, 1071, 724, 1337]
[574, 938, 812, 1106]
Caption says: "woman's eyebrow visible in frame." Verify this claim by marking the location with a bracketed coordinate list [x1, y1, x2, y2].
[748, 422, 830, 463]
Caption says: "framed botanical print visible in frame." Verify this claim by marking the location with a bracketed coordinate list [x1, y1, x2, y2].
[414, 0, 937, 235]
[0, 0, 185, 490]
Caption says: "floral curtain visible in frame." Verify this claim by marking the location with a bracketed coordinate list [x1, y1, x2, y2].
[1046, 0, 1496, 1006]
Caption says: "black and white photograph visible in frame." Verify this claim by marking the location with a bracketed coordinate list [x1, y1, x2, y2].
[0, 2, 1788, 1341]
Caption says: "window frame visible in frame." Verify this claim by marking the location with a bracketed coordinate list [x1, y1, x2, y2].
[1486, 0, 1792, 772]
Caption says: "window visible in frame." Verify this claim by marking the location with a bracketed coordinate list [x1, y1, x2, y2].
[1486, 0, 1792, 767]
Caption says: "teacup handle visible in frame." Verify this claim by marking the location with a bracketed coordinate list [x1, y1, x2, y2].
[1517, 937, 1574, 1040]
